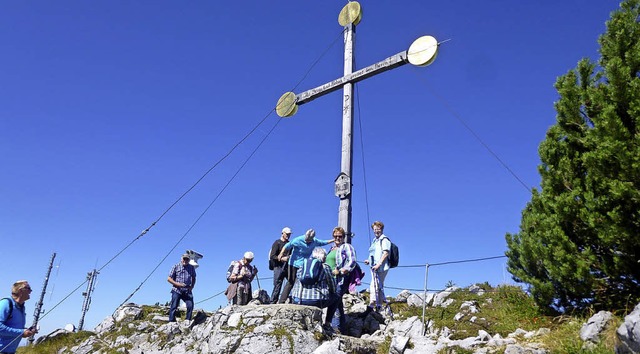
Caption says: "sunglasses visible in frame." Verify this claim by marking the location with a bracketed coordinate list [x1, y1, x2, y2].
[334, 235, 344, 239]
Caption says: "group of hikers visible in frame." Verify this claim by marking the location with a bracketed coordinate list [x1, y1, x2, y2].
[164, 220, 393, 336]
[0, 222, 393, 352]
[223, 220, 393, 336]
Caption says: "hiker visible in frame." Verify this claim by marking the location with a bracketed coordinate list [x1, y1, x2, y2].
[226, 252, 258, 305]
[291, 247, 339, 336]
[277, 228, 335, 304]
[0, 280, 37, 354]
[363, 220, 391, 311]
[330, 226, 357, 333]
[167, 253, 197, 322]
[269, 227, 292, 304]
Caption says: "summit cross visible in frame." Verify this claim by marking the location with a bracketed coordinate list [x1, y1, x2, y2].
[276, 2, 440, 243]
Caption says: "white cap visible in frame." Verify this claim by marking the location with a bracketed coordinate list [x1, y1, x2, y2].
[282, 227, 292, 234]
[244, 251, 254, 260]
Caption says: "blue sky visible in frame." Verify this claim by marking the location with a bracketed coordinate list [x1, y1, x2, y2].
[1, 0, 620, 337]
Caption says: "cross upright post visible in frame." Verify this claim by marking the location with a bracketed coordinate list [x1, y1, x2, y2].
[339, 21, 355, 243]
[276, 2, 439, 243]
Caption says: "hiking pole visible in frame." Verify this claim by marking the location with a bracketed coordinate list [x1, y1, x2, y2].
[370, 256, 383, 310]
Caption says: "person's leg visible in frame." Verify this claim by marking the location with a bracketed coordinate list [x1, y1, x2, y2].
[278, 266, 298, 304]
[324, 293, 340, 325]
[168, 292, 181, 322]
[183, 292, 194, 320]
[376, 269, 389, 305]
[337, 280, 348, 332]
[369, 269, 378, 307]
[270, 266, 285, 304]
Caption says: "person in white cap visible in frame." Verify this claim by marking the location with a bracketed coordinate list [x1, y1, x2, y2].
[269, 227, 292, 304]
[226, 251, 258, 305]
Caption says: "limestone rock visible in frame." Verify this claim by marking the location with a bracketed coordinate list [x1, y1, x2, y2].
[616, 302, 640, 354]
[580, 310, 613, 343]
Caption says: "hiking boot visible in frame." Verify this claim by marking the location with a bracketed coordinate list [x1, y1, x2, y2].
[321, 323, 335, 338]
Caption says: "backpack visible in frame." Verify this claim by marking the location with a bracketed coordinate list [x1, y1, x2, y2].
[226, 260, 241, 283]
[299, 257, 323, 286]
[381, 237, 399, 268]
[1, 298, 13, 323]
[268, 248, 275, 271]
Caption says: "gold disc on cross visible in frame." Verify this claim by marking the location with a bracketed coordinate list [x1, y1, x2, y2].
[407, 35, 439, 67]
[338, 1, 362, 27]
[276, 91, 298, 118]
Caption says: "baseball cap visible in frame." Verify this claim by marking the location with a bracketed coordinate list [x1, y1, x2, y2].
[282, 227, 292, 234]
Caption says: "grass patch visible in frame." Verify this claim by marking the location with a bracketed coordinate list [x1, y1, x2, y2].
[389, 284, 620, 353]
[538, 315, 621, 353]
[17, 331, 95, 354]
[376, 336, 392, 354]
[271, 326, 295, 354]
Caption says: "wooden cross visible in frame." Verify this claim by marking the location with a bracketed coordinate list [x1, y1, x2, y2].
[276, 2, 439, 242]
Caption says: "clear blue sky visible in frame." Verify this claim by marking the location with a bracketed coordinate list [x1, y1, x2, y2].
[0, 0, 620, 337]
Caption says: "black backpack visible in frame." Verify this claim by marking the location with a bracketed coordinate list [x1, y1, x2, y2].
[268, 248, 275, 271]
[381, 237, 399, 268]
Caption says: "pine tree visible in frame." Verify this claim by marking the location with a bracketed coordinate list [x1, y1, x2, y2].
[506, 0, 640, 312]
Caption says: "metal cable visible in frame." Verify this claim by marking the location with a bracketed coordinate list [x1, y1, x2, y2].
[410, 67, 532, 194]
[37, 27, 348, 323]
[354, 82, 373, 246]
[118, 118, 283, 307]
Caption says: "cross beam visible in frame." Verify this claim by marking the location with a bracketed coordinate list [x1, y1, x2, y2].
[276, 2, 439, 242]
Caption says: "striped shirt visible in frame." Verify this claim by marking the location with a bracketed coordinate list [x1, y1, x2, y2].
[335, 242, 357, 286]
[292, 263, 336, 302]
[169, 262, 196, 294]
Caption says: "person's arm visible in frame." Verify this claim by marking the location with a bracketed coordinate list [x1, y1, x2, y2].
[273, 242, 289, 263]
[339, 244, 357, 274]
[167, 276, 185, 288]
[278, 241, 292, 259]
[317, 238, 335, 246]
[167, 266, 185, 288]
[372, 238, 391, 271]
[190, 268, 196, 290]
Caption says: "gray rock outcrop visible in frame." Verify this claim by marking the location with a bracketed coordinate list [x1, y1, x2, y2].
[617, 303, 640, 354]
[580, 310, 613, 343]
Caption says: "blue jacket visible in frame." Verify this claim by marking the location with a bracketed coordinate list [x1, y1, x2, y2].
[0, 297, 26, 353]
[283, 235, 332, 269]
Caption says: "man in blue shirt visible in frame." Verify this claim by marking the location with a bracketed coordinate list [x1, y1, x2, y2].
[167, 254, 197, 322]
[277, 229, 334, 304]
[0, 280, 36, 354]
